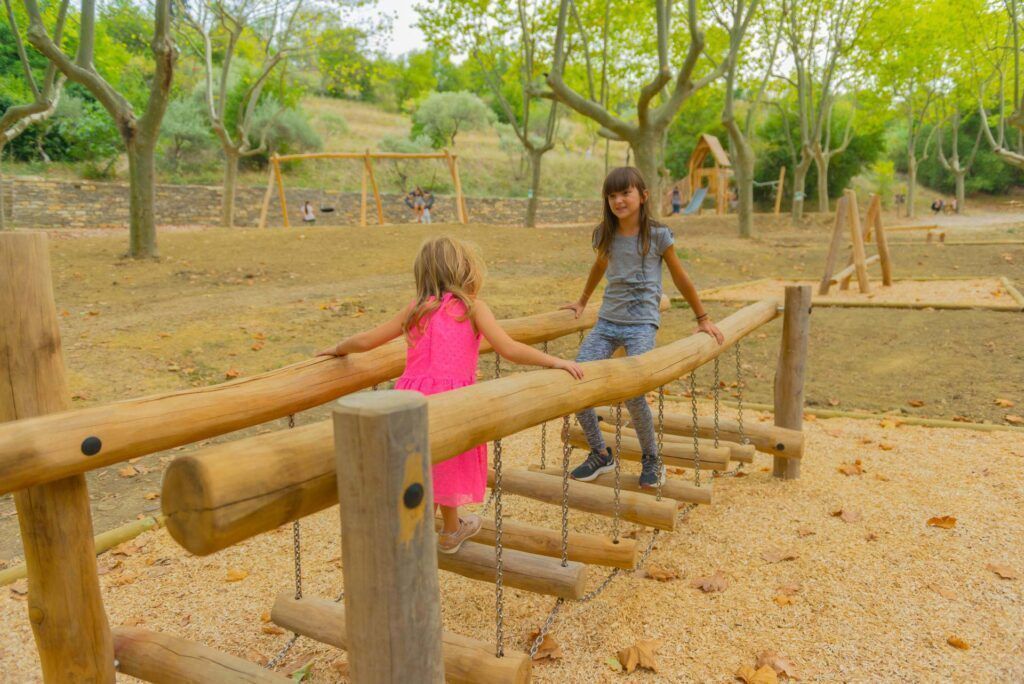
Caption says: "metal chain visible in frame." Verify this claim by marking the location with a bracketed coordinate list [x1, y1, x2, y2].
[612, 404, 622, 543]
[656, 387, 665, 501]
[735, 342, 749, 445]
[689, 372, 702, 488]
[560, 416, 571, 567]
[713, 358, 721, 449]
[540, 341, 549, 470]
[527, 598, 564, 659]
[266, 414, 302, 670]
[492, 356, 506, 658]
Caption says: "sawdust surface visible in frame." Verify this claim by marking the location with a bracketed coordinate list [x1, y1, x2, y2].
[3, 402, 1022, 682]
[702, 278, 1023, 310]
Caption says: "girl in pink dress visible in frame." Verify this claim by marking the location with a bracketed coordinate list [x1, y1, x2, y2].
[318, 236, 583, 553]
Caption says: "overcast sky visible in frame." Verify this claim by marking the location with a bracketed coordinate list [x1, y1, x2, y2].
[366, 0, 429, 57]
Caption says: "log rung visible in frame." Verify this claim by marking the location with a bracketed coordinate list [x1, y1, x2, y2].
[438, 540, 589, 599]
[567, 431, 729, 471]
[594, 417, 755, 463]
[489, 467, 678, 531]
[528, 465, 712, 505]
[271, 594, 531, 683]
[437, 515, 638, 569]
[644, 410, 804, 459]
[831, 253, 880, 283]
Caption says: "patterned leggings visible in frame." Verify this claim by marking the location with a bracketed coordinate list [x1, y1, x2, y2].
[575, 319, 658, 457]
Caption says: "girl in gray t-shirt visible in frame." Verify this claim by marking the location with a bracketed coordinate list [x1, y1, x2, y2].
[561, 167, 724, 488]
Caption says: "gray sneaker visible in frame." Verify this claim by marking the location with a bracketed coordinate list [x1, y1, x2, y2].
[639, 456, 666, 488]
[570, 447, 615, 481]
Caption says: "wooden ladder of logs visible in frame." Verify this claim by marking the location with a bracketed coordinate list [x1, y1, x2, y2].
[820, 189, 894, 295]
[0, 230, 810, 684]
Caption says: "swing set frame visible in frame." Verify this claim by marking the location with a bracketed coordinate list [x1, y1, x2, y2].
[258, 149, 469, 228]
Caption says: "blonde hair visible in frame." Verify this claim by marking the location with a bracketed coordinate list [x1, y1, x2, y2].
[403, 236, 486, 339]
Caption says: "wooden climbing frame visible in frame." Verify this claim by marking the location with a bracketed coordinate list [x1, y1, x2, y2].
[819, 190, 894, 295]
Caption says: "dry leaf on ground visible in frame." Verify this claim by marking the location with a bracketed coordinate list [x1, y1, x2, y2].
[908, 400, 925, 407]
[251, 342, 264, 351]
[986, 563, 1019, 579]
[225, 568, 249, 582]
[605, 656, 623, 673]
[831, 508, 862, 523]
[796, 527, 815, 538]
[225, 368, 241, 378]
[878, 443, 895, 451]
[143, 492, 159, 500]
[773, 594, 795, 607]
[330, 660, 349, 676]
[617, 639, 661, 674]
[927, 516, 957, 529]
[838, 460, 864, 476]
[526, 630, 562, 661]
[736, 664, 778, 684]
[9, 579, 28, 598]
[929, 583, 957, 600]
[1005, 415, 1024, 425]
[994, 398, 1015, 408]
[691, 571, 729, 593]
[777, 582, 802, 596]
[641, 566, 679, 581]
[118, 466, 139, 478]
[757, 650, 799, 680]
[947, 635, 970, 650]
[261, 625, 285, 635]
[761, 549, 799, 564]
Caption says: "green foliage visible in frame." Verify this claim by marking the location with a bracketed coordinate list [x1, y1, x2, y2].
[915, 115, 1023, 195]
[664, 88, 727, 179]
[159, 98, 216, 173]
[378, 133, 445, 191]
[243, 100, 322, 168]
[410, 91, 495, 148]
[870, 160, 896, 208]
[316, 26, 376, 99]
[53, 94, 122, 177]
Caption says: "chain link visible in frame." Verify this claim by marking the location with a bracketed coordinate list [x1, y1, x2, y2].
[266, 414, 302, 671]
[713, 358, 721, 449]
[487, 356, 503, 655]
[689, 372, 702, 488]
[735, 342, 748, 445]
[656, 387, 665, 501]
[527, 598, 564, 659]
[612, 404, 622, 543]
[560, 416, 571, 567]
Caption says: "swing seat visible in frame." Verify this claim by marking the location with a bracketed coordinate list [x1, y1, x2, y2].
[318, 205, 335, 213]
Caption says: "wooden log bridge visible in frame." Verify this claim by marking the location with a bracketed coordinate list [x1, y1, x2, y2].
[0, 305, 613, 496]
[527, 465, 712, 506]
[645, 412, 803, 459]
[161, 299, 779, 556]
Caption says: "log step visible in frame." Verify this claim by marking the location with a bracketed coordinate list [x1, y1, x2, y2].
[437, 516, 638, 570]
[271, 594, 531, 684]
[113, 626, 287, 683]
[489, 468, 678, 531]
[646, 411, 804, 459]
[832, 253, 880, 283]
[438, 539, 589, 599]
[527, 465, 712, 506]
[567, 426, 729, 471]
[593, 413, 755, 463]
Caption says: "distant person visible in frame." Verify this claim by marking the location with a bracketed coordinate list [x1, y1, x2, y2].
[671, 187, 682, 215]
[301, 201, 316, 224]
[422, 190, 434, 224]
[930, 198, 944, 215]
[316, 236, 582, 553]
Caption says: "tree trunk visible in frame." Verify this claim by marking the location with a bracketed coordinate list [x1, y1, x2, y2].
[525, 148, 544, 228]
[815, 153, 830, 213]
[906, 154, 917, 219]
[0, 144, 7, 231]
[631, 134, 662, 218]
[126, 138, 159, 258]
[791, 156, 812, 222]
[732, 139, 755, 238]
[955, 172, 965, 213]
[221, 151, 239, 228]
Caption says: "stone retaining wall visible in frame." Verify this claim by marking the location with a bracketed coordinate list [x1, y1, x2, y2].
[0, 177, 602, 228]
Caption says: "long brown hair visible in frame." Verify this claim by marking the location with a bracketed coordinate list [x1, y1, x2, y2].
[403, 236, 486, 339]
[592, 166, 654, 258]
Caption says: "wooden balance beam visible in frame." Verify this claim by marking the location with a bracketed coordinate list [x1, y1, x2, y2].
[436, 517, 638, 570]
[591, 414, 756, 463]
[113, 627, 287, 683]
[488, 468, 679, 531]
[439, 539, 587, 599]
[271, 594, 531, 684]
[566, 426, 730, 471]
[161, 299, 779, 556]
[527, 465, 712, 506]
[833, 253, 880, 285]
[653, 412, 803, 459]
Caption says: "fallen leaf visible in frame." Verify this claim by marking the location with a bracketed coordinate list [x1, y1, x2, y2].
[825, 428, 844, 438]
[330, 659, 349, 675]
[927, 516, 957, 529]
[605, 656, 623, 672]
[907, 399, 925, 407]
[859, 437, 874, 445]
[1006, 415, 1024, 425]
[260, 611, 272, 623]
[251, 342, 264, 352]
[225, 368, 241, 379]
[761, 549, 799, 564]
[986, 563, 1019, 580]
[252, 332, 266, 340]
[179, 614, 191, 627]
[526, 630, 562, 661]
[225, 568, 249, 582]
[803, 413, 817, 422]
[261, 625, 285, 635]
[994, 398, 1015, 408]
[642, 566, 679, 582]
[878, 418, 900, 429]
[947, 635, 970, 650]
[757, 650, 799, 679]
[929, 583, 957, 600]
[143, 492, 159, 501]
[773, 594, 795, 606]
[838, 460, 864, 476]
[691, 571, 729, 592]
[952, 415, 971, 423]
[878, 443, 894, 451]
[796, 527, 816, 538]
[109, 573, 137, 587]
[247, 650, 269, 666]
[873, 473, 890, 482]
[865, 532, 879, 542]
[827, 398, 840, 406]
[617, 639, 661, 674]
[290, 658, 315, 682]
[736, 664, 779, 684]
[118, 466, 139, 478]
[9, 579, 28, 598]
[831, 508, 862, 523]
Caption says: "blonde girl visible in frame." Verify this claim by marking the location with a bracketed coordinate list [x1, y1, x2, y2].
[319, 236, 583, 553]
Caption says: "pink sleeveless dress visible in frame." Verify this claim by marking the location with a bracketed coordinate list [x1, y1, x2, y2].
[395, 293, 487, 508]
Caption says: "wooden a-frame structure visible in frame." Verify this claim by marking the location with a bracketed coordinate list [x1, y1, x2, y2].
[819, 190, 893, 295]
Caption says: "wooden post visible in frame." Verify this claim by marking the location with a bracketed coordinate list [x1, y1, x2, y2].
[844, 189, 871, 293]
[863, 194, 880, 243]
[333, 390, 444, 683]
[772, 285, 811, 480]
[0, 233, 114, 682]
[818, 194, 848, 295]
[258, 163, 275, 229]
[364, 151, 384, 225]
[273, 155, 289, 229]
[360, 163, 368, 227]
[445, 150, 467, 224]
[774, 166, 786, 215]
[873, 202, 894, 286]
[454, 156, 469, 223]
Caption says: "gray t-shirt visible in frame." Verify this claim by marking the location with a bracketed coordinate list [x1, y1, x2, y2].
[595, 225, 675, 327]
